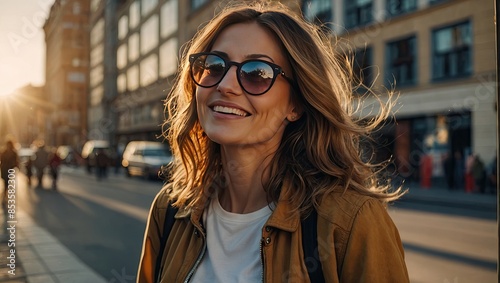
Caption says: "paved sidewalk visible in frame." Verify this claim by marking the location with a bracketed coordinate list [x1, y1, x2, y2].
[0, 208, 107, 283]
[399, 182, 498, 212]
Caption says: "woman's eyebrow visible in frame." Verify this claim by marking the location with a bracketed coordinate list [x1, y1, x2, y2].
[211, 50, 275, 62]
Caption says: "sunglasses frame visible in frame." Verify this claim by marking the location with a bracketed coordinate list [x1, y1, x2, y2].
[189, 52, 294, 95]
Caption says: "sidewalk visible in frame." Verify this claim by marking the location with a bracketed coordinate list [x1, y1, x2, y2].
[399, 182, 498, 212]
[0, 174, 108, 283]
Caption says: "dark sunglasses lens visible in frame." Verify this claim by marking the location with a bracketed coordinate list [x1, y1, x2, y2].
[191, 54, 226, 87]
[239, 61, 274, 95]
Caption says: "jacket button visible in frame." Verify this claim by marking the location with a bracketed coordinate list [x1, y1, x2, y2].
[265, 226, 272, 232]
[265, 237, 271, 245]
[194, 230, 200, 237]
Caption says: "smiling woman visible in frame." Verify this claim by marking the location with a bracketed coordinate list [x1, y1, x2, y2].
[138, 2, 409, 283]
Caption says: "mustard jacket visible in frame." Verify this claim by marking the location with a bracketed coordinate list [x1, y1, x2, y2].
[137, 187, 409, 283]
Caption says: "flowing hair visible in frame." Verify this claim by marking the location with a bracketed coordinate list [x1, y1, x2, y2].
[162, 1, 405, 216]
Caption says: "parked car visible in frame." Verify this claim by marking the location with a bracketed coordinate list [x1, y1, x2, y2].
[81, 140, 110, 173]
[121, 141, 172, 180]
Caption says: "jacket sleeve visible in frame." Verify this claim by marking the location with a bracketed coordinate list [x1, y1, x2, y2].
[137, 188, 170, 283]
[339, 199, 409, 282]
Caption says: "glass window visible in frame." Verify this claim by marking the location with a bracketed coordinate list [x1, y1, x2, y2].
[191, 0, 208, 11]
[90, 65, 103, 87]
[161, 0, 178, 38]
[67, 72, 85, 83]
[118, 15, 128, 40]
[117, 73, 127, 93]
[142, 0, 158, 16]
[128, 33, 139, 62]
[117, 44, 128, 69]
[140, 15, 159, 55]
[90, 0, 101, 13]
[159, 38, 178, 78]
[302, 0, 333, 26]
[90, 85, 104, 106]
[90, 19, 104, 47]
[127, 65, 139, 91]
[432, 21, 472, 80]
[386, 36, 417, 86]
[90, 44, 103, 67]
[352, 47, 373, 89]
[345, 0, 373, 28]
[140, 54, 158, 87]
[387, 0, 416, 16]
[129, 1, 140, 29]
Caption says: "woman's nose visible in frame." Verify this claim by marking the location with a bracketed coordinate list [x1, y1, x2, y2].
[216, 66, 243, 95]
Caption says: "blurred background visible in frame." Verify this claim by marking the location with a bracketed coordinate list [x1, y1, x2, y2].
[0, 0, 497, 282]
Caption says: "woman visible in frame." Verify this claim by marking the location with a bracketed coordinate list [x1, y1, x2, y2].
[138, 2, 408, 282]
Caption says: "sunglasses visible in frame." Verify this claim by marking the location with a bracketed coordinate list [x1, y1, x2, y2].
[189, 52, 294, 95]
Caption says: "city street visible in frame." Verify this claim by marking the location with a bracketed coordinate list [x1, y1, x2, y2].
[12, 166, 499, 282]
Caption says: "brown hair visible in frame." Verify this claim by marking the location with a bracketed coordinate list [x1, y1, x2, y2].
[163, 1, 404, 215]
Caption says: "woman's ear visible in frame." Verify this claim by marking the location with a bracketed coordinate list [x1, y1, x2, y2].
[287, 108, 302, 122]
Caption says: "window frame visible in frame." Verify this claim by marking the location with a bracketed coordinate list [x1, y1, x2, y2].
[385, 35, 418, 87]
[344, 0, 373, 29]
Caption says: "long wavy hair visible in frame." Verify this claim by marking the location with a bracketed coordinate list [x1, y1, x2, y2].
[163, 2, 405, 215]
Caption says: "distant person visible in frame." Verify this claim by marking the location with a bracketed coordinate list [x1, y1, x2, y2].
[33, 143, 50, 188]
[465, 153, 475, 192]
[95, 149, 109, 180]
[453, 150, 464, 190]
[49, 150, 62, 190]
[0, 140, 18, 205]
[472, 155, 486, 193]
[26, 157, 33, 187]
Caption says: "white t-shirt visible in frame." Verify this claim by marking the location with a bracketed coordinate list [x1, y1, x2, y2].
[190, 195, 273, 283]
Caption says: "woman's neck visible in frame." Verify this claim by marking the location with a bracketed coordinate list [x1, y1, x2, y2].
[218, 145, 275, 214]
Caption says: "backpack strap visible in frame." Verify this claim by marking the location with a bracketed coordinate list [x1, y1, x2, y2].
[301, 209, 325, 283]
[154, 203, 178, 283]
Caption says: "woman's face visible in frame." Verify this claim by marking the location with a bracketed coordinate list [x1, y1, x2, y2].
[196, 22, 297, 149]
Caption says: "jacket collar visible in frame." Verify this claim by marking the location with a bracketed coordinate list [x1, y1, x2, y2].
[176, 187, 301, 233]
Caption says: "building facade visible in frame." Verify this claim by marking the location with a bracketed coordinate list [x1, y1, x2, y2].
[86, 0, 496, 185]
[43, 0, 90, 149]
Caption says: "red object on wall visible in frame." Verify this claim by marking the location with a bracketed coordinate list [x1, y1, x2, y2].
[420, 155, 432, 189]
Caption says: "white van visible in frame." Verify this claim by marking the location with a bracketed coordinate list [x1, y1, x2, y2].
[121, 141, 172, 179]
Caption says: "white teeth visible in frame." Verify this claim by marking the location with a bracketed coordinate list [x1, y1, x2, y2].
[213, 105, 248, 117]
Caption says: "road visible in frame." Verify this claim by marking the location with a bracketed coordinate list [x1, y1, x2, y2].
[15, 166, 498, 282]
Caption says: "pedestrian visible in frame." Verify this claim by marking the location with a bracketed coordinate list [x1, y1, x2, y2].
[95, 148, 109, 180]
[0, 140, 18, 205]
[33, 142, 49, 188]
[472, 154, 486, 193]
[26, 157, 33, 187]
[453, 150, 464, 190]
[49, 149, 62, 190]
[137, 2, 409, 282]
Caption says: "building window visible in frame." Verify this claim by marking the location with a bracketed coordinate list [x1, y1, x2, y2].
[432, 21, 472, 80]
[90, 86, 104, 106]
[118, 15, 128, 40]
[90, 65, 103, 88]
[90, 44, 104, 67]
[386, 0, 416, 16]
[191, 0, 208, 11]
[140, 54, 158, 87]
[127, 65, 139, 91]
[117, 44, 128, 69]
[302, 0, 333, 26]
[161, 0, 178, 38]
[345, 0, 373, 29]
[128, 33, 139, 62]
[117, 73, 127, 93]
[386, 36, 417, 86]
[73, 2, 81, 14]
[159, 38, 178, 78]
[142, 0, 158, 16]
[129, 1, 140, 29]
[140, 15, 159, 55]
[90, 19, 104, 47]
[353, 47, 373, 90]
